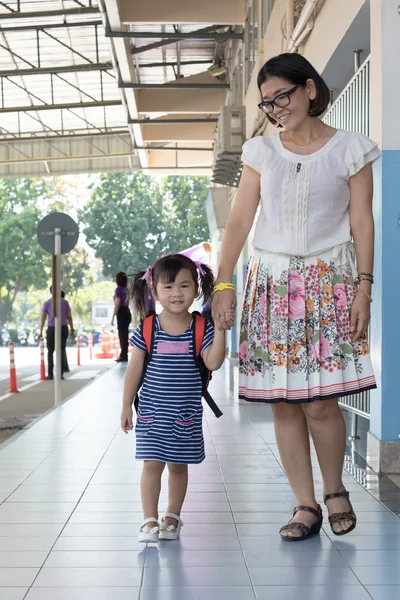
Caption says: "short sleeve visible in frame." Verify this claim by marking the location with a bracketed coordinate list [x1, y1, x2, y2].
[65, 301, 71, 312]
[129, 323, 147, 352]
[241, 137, 263, 174]
[200, 320, 214, 355]
[41, 301, 49, 315]
[345, 133, 381, 178]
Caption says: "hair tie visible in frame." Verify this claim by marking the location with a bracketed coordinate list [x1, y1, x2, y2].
[195, 261, 207, 277]
[140, 266, 153, 287]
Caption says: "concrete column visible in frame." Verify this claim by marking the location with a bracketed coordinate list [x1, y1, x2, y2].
[367, 0, 400, 473]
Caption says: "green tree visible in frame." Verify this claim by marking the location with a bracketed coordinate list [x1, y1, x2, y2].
[72, 280, 115, 324]
[80, 172, 166, 277]
[61, 246, 92, 305]
[81, 174, 210, 277]
[0, 179, 52, 324]
[161, 176, 210, 253]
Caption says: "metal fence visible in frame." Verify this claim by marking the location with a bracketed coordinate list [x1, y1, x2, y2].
[323, 55, 372, 437]
[323, 55, 371, 136]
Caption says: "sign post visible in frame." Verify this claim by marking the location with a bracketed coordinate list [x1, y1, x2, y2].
[37, 213, 79, 406]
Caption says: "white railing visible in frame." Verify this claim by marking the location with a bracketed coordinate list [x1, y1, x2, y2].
[324, 55, 370, 136]
[324, 56, 372, 434]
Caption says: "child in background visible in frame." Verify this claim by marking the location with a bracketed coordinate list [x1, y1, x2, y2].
[120, 254, 226, 543]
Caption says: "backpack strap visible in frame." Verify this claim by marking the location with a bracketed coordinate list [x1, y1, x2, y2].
[193, 312, 206, 359]
[134, 315, 156, 413]
[192, 312, 223, 419]
[142, 315, 155, 354]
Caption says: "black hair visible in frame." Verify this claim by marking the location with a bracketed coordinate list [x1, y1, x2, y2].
[130, 254, 215, 320]
[115, 271, 128, 287]
[257, 53, 330, 127]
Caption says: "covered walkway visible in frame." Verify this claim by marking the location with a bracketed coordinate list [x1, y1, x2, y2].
[0, 366, 399, 599]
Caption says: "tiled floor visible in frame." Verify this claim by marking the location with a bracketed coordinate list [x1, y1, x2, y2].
[0, 365, 399, 599]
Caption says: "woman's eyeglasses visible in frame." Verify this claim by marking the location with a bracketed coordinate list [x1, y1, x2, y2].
[258, 85, 299, 115]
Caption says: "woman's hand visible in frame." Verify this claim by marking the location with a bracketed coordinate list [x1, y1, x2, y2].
[350, 293, 371, 342]
[212, 289, 237, 332]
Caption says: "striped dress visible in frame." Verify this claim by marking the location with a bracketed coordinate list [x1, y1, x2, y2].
[130, 315, 214, 464]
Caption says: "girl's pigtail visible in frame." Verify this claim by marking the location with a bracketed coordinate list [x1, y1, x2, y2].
[130, 269, 153, 320]
[197, 263, 215, 303]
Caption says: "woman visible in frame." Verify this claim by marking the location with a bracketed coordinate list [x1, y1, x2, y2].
[112, 271, 132, 362]
[212, 53, 380, 541]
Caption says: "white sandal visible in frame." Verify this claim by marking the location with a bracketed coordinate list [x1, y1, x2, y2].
[159, 512, 183, 541]
[138, 517, 159, 543]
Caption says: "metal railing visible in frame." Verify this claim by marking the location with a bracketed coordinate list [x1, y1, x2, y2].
[324, 55, 372, 438]
[323, 55, 370, 136]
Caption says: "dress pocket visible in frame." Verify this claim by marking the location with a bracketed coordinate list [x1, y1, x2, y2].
[135, 405, 155, 437]
[173, 411, 197, 440]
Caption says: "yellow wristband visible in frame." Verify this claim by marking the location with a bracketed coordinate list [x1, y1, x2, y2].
[213, 283, 235, 293]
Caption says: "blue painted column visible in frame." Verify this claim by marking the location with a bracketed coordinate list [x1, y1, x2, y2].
[367, 0, 400, 472]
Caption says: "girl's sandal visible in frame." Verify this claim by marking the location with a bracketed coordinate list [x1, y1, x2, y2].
[279, 504, 323, 542]
[324, 490, 357, 536]
[138, 517, 159, 544]
[159, 512, 183, 541]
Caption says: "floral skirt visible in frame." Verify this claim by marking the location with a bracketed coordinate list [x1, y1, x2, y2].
[239, 243, 376, 403]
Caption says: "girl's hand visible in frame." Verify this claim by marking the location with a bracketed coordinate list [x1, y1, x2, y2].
[350, 293, 371, 342]
[212, 289, 237, 332]
[121, 406, 133, 434]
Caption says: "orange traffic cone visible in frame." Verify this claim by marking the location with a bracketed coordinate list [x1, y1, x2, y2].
[39, 339, 46, 381]
[8, 342, 20, 393]
[95, 331, 114, 359]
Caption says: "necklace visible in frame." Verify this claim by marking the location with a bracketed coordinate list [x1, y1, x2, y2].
[289, 124, 325, 147]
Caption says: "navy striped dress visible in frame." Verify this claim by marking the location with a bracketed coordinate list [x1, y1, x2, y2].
[130, 316, 214, 464]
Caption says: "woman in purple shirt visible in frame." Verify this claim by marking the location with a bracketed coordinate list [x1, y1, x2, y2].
[111, 272, 132, 362]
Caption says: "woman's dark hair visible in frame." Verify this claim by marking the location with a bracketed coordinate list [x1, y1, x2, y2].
[130, 254, 214, 320]
[257, 53, 330, 126]
[115, 271, 128, 287]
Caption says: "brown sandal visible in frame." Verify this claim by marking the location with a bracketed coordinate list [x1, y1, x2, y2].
[324, 490, 357, 536]
[279, 504, 323, 542]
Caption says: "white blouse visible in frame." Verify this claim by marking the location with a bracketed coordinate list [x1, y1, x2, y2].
[241, 130, 381, 257]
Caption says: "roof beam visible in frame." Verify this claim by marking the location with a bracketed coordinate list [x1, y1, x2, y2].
[138, 60, 212, 69]
[0, 19, 102, 31]
[106, 28, 243, 41]
[116, 0, 244, 24]
[102, 0, 147, 169]
[128, 118, 218, 124]
[0, 7, 100, 20]
[128, 24, 226, 55]
[0, 147, 212, 166]
[141, 122, 216, 142]
[0, 63, 113, 77]
[0, 100, 121, 113]
[120, 81, 229, 90]
[0, 130, 130, 143]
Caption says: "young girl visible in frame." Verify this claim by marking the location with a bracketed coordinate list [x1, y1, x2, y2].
[120, 254, 225, 543]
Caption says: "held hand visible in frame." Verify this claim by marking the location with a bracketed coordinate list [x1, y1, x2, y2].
[350, 294, 371, 342]
[121, 407, 133, 434]
[212, 289, 237, 332]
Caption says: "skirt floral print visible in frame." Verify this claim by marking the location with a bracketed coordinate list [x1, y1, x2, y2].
[239, 244, 376, 403]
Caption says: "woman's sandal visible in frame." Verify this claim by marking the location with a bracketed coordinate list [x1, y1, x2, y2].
[138, 517, 159, 544]
[280, 504, 323, 542]
[324, 490, 357, 536]
[159, 512, 183, 541]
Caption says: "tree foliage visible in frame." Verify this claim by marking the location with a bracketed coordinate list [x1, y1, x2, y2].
[0, 179, 51, 323]
[82, 173, 210, 276]
[81, 173, 166, 277]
